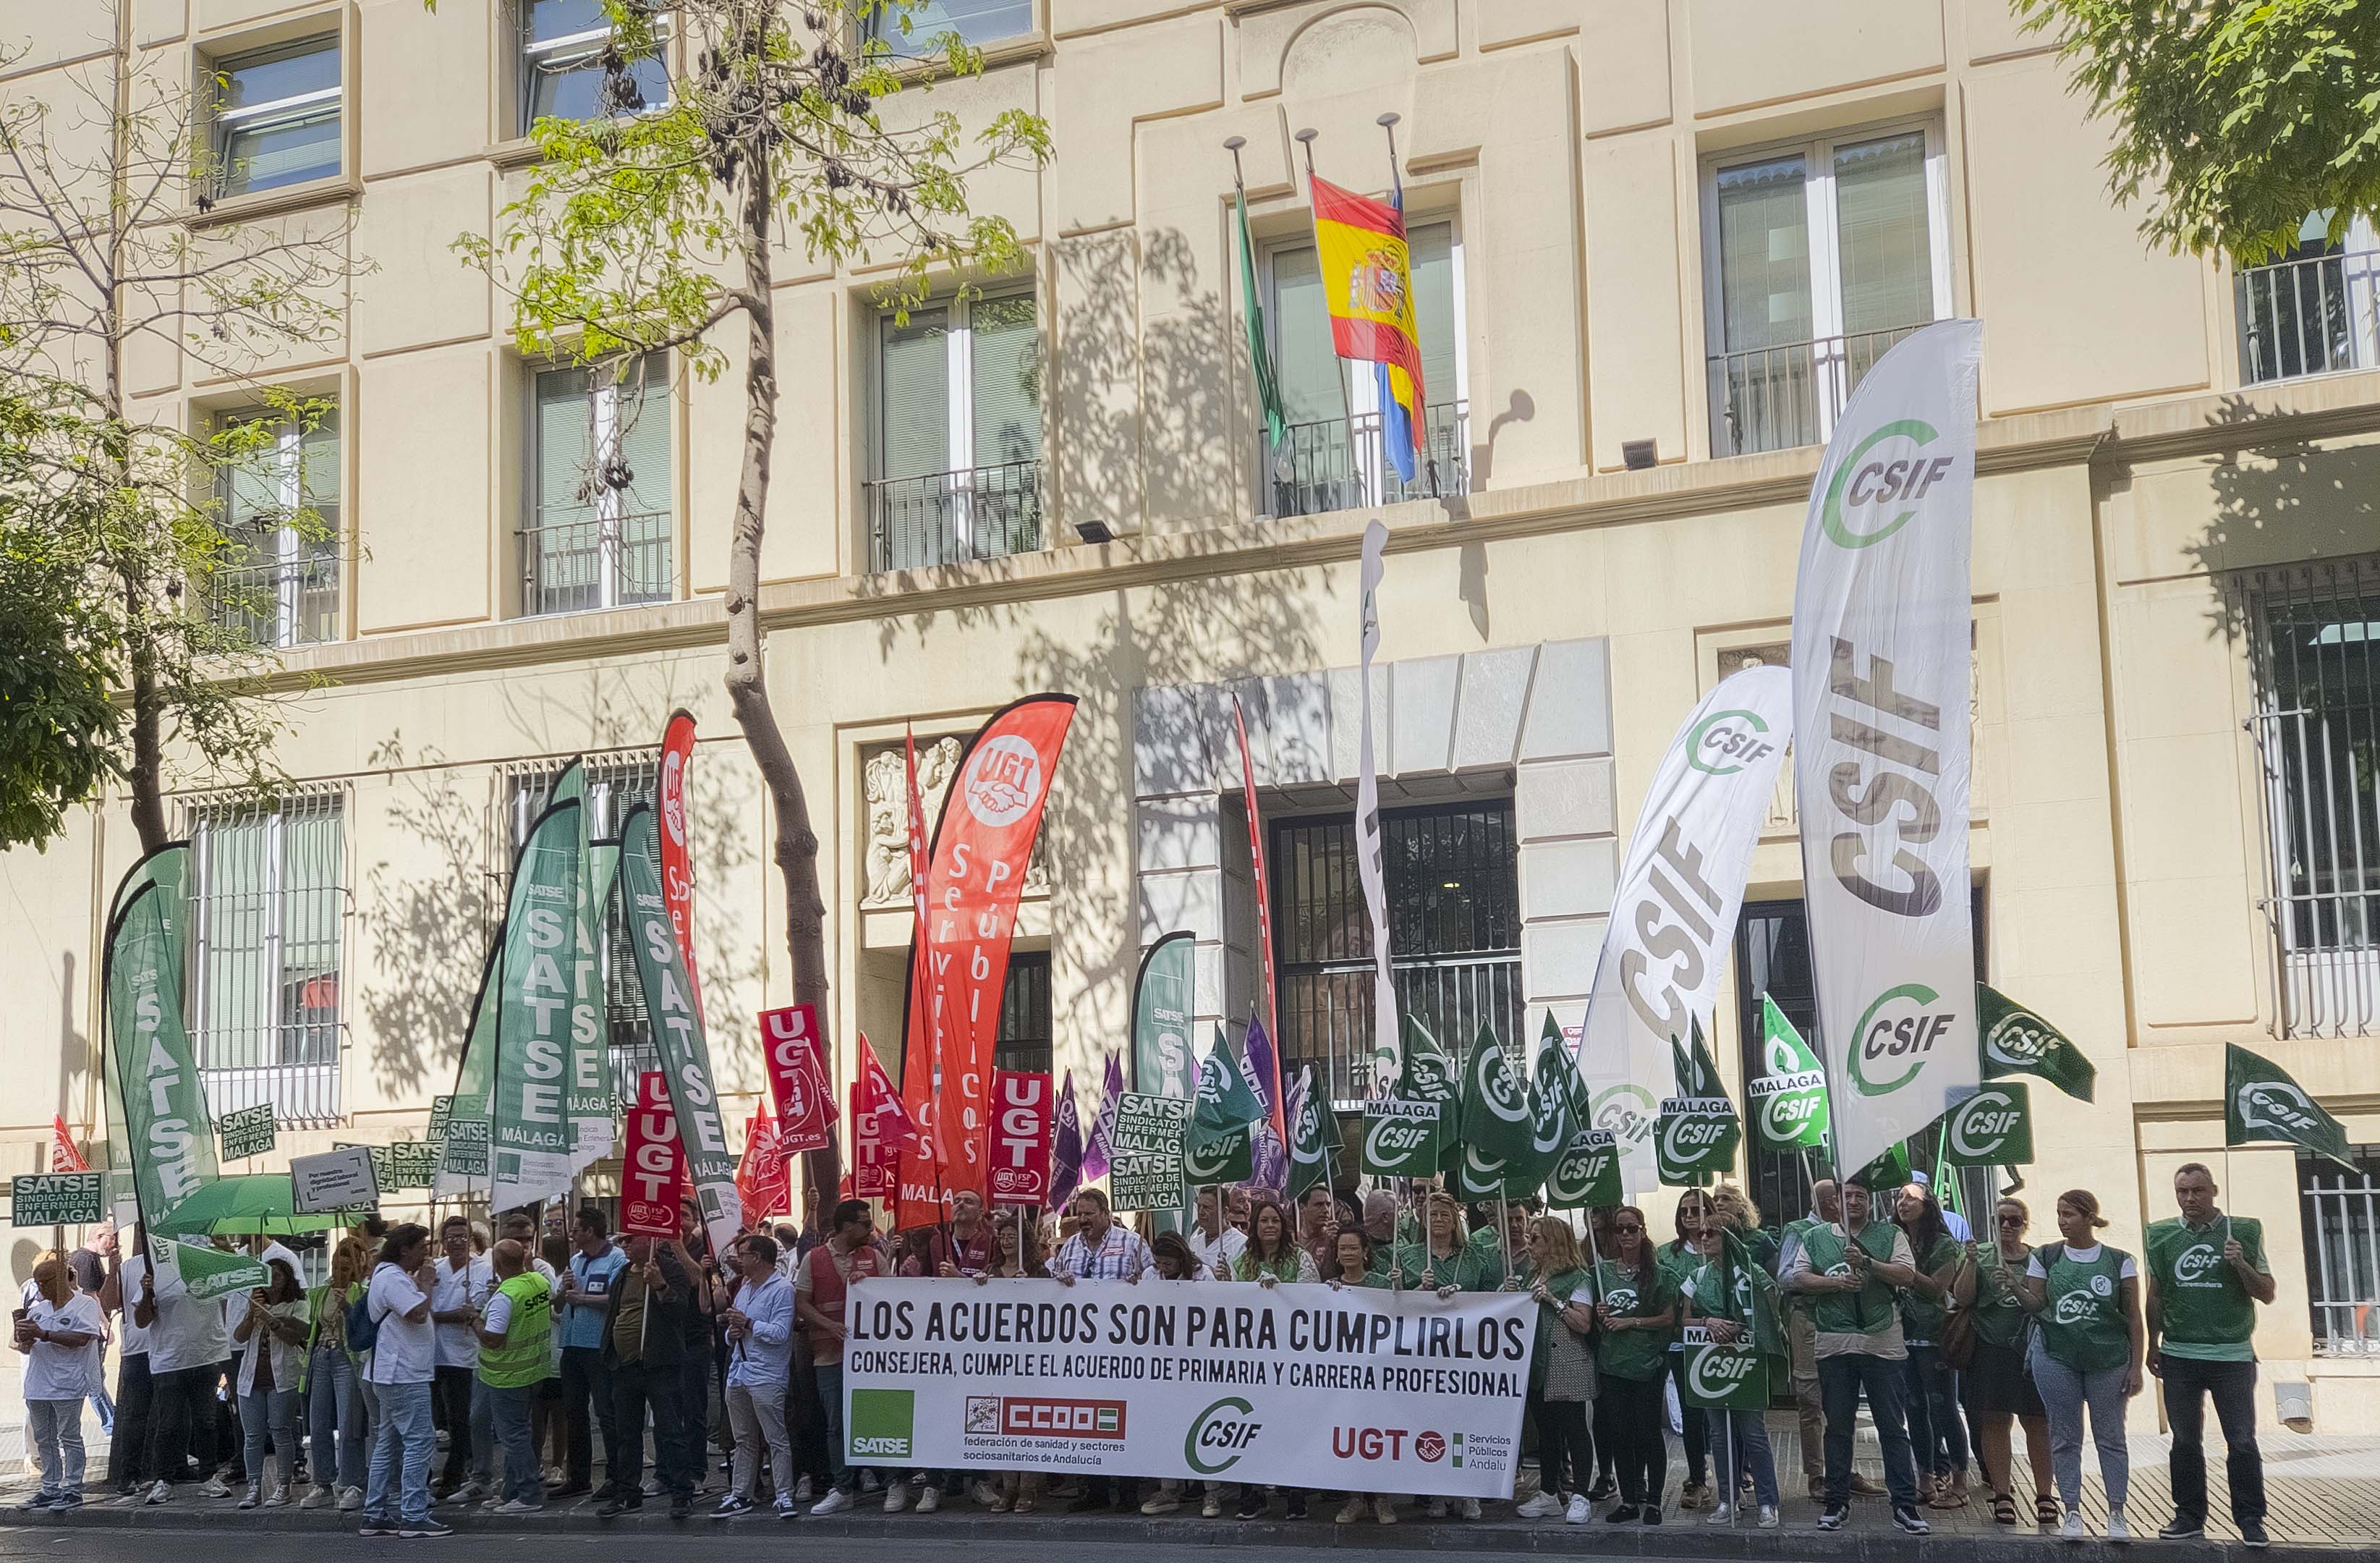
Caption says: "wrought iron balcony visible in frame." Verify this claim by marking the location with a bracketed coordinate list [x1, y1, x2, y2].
[208, 530, 341, 649]
[519, 509, 673, 617]
[2237, 248, 2380, 385]
[866, 457, 1044, 572]
[1271, 399, 1469, 519]
[1707, 323, 1931, 456]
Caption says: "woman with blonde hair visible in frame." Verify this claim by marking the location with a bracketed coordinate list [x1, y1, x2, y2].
[302, 1237, 373, 1509]
[1513, 1217, 1598, 1524]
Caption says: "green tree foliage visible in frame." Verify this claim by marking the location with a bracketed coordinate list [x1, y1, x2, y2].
[0, 473, 116, 851]
[2021, 0, 2380, 261]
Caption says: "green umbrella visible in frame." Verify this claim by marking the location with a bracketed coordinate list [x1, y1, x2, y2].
[151, 1174, 342, 1237]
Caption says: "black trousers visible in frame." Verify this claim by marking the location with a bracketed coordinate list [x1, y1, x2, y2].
[673, 1348, 711, 1487]
[211, 1358, 239, 1474]
[789, 1335, 830, 1484]
[146, 1364, 216, 1484]
[1665, 1351, 1708, 1484]
[2162, 1357, 2264, 1527]
[433, 1365, 475, 1487]
[611, 1358, 692, 1501]
[114, 1354, 154, 1491]
[1602, 1374, 1667, 1508]
[558, 1345, 612, 1489]
[1532, 1392, 1592, 1499]
[1591, 1390, 1617, 1481]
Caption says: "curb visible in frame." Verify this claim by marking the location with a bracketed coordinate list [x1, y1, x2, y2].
[0, 1505, 2346, 1559]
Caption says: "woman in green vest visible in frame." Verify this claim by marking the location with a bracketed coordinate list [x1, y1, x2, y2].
[1513, 1216, 1596, 1524]
[1591, 1205, 1673, 1525]
[1952, 1196, 2057, 1528]
[1893, 1185, 1971, 1508]
[2016, 1189, 2144, 1543]
[1324, 1230, 1399, 1527]
[1659, 1188, 1714, 1509]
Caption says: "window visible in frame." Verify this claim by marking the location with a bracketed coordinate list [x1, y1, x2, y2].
[2237, 212, 2380, 385]
[1272, 800, 1520, 1108]
[524, 354, 673, 615]
[2302, 1148, 2380, 1355]
[1702, 121, 1952, 454]
[994, 951, 1051, 1075]
[2235, 556, 2380, 1038]
[864, 0, 1034, 52]
[517, 0, 671, 134]
[506, 755, 657, 1101]
[187, 790, 345, 1126]
[211, 406, 339, 648]
[208, 37, 342, 199]
[868, 292, 1042, 571]
[1265, 218, 1467, 516]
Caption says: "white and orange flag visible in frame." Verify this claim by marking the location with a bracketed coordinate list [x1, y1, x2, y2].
[48, 1117, 85, 1174]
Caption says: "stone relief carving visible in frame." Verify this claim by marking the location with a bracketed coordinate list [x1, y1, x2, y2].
[862, 736, 1048, 905]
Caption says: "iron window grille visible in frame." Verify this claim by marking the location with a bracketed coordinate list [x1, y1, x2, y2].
[993, 949, 1052, 1077]
[2303, 1148, 2380, 1355]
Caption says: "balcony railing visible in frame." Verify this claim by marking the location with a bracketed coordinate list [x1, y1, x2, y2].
[1708, 323, 1930, 457]
[1283, 951, 1522, 1111]
[2237, 249, 2380, 385]
[203, 1056, 343, 1131]
[866, 457, 1043, 572]
[520, 509, 673, 617]
[1272, 399, 1469, 520]
[208, 530, 340, 649]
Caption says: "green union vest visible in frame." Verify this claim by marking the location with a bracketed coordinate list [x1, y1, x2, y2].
[2036, 1243, 2132, 1373]
[2146, 1216, 2265, 1363]
[477, 1271, 555, 1389]
[1801, 1220, 1900, 1338]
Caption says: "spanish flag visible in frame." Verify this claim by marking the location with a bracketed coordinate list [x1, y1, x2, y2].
[1312, 174, 1425, 481]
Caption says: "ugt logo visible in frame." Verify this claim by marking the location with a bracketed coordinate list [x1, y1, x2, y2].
[1850, 983, 1953, 1096]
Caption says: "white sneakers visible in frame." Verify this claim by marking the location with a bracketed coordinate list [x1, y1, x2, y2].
[262, 1483, 291, 1509]
[200, 1476, 232, 1499]
[1460, 1497, 1482, 1520]
[337, 1486, 365, 1512]
[299, 1485, 333, 1511]
[1515, 1491, 1564, 1519]
[1141, 1491, 1182, 1516]
[1372, 1495, 1398, 1525]
[882, 1479, 911, 1513]
[1759, 1504, 1780, 1528]
[237, 1483, 260, 1510]
[1565, 1495, 1594, 1525]
[794, 1476, 814, 1503]
[1335, 1497, 1366, 1525]
[915, 1486, 941, 1515]
[2062, 1509, 2088, 1541]
[2107, 1507, 2131, 1543]
[809, 1488, 851, 1516]
[143, 1480, 170, 1506]
[1707, 1502, 1735, 1526]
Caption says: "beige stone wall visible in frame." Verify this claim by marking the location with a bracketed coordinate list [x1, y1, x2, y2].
[3, 0, 2378, 1428]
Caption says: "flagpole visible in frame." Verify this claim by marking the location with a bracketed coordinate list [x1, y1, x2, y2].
[1376, 111, 1437, 502]
[1223, 135, 1273, 508]
[1295, 127, 1367, 512]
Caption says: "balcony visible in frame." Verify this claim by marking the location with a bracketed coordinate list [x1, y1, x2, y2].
[2237, 248, 2380, 385]
[1707, 323, 1930, 457]
[1272, 399, 1469, 520]
[866, 457, 1043, 572]
[519, 509, 672, 617]
[1283, 953, 1522, 1111]
[208, 530, 341, 649]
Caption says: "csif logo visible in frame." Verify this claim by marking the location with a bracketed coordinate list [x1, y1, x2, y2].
[1756, 1079, 1825, 1143]
[1660, 1106, 1730, 1165]
[1819, 419, 1953, 550]
[1592, 1083, 1656, 1147]
[1688, 1347, 1761, 1400]
[2173, 1244, 2221, 1286]
[2237, 1081, 2320, 1137]
[1850, 983, 1952, 1096]
[1184, 1397, 1262, 1475]
[2053, 1292, 2096, 1326]
[1945, 1086, 2022, 1161]
[1984, 1010, 2052, 1069]
[1475, 1045, 1529, 1124]
[1686, 708, 1780, 777]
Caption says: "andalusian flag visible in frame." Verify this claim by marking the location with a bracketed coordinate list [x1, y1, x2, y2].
[1311, 174, 1424, 481]
[1234, 185, 1286, 450]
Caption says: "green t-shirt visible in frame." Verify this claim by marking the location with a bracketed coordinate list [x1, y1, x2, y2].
[1465, 1227, 1529, 1290]
[2033, 1242, 2133, 1373]
[1656, 1243, 1702, 1352]
[2146, 1216, 2267, 1363]
[1388, 1238, 1497, 1292]
[1970, 1242, 2032, 1349]
[1900, 1232, 1960, 1344]
[1591, 1258, 1673, 1381]
[1781, 1217, 1827, 1315]
[1801, 1221, 1901, 1339]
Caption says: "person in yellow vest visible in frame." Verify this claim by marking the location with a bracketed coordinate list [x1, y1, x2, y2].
[474, 1240, 556, 1517]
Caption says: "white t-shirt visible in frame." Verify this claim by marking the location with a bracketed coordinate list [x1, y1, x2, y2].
[366, 1263, 435, 1385]
[145, 1255, 229, 1376]
[2026, 1243, 2138, 1281]
[431, 1254, 494, 1369]
[22, 1293, 105, 1400]
[482, 1290, 514, 1337]
[1189, 1225, 1246, 1279]
[115, 1255, 152, 1358]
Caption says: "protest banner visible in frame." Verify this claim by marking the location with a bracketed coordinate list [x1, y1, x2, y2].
[291, 1146, 378, 1214]
[842, 1277, 1533, 1494]
[989, 1069, 1053, 1208]
[218, 1103, 276, 1162]
[623, 1071, 688, 1237]
[1109, 1093, 1192, 1211]
[12, 1174, 103, 1227]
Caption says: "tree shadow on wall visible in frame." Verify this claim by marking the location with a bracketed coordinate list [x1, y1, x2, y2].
[2185, 393, 2380, 647]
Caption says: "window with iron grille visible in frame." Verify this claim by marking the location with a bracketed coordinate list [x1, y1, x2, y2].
[993, 950, 1051, 1075]
[869, 292, 1042, 571]
[503, 754, 658, 1101]
[2235, 556, 2380, 1038]
[862, 0, 1032, 51]
[184, 789, 346, 1127]
[2303, 1148, 2380, 1355]
[1271, 799, 1521, 1109]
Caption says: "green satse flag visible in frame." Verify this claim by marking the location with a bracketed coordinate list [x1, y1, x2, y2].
[551, 763, 614, 1172]
[1452, 1025, 1529, 1200]
[1285, 1065, 1336, 1202]
[1236, 185, 1286, 449]
[103, 882, 266, 1301]
[1186, 1028, 1259, 1185]
[102, 844, 191, 1177]
[619, 806, 743, 1250]
[1400, 1016, 1460, 1171]
[1749, 996, 1829, 1153]
[491, 796, 583, 1211]
[434, 941, 501, 1198]
[2225, 1043, 2355, 1171]
[1502, 1028, 1575, 1198]
[1977, 983, 2097, 1103]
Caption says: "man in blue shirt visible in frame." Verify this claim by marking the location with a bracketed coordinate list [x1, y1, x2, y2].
[549, 1208, 626, 1501]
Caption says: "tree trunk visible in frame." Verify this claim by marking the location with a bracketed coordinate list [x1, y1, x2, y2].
[720, 97, 841, 1191]
[109, 5, 164, 858]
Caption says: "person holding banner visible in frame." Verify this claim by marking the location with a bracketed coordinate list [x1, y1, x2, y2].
[596, 1232, 700, 1520]
[1230, 1195, 1318, 1522]
[1678, 1222, 1781, 1529]
[16, 1255, 104, 1513]
[1790, 1177, 1928, 1536]
[1893, 1187, 1972, 1508]
[1186, 1187, 1247, 1280]
[2145, 1164, 2274, 1546]
[1513, 1217, 1597, 1525]
[972, 1208, 1048, 1517]
[2018, 1188, 2145, 1543]
[1952, 1197, 2057, 1529]
[1591, 1206, 1673, 1525]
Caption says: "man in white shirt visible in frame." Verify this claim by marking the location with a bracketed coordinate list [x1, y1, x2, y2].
[427, 1216, 493, 1501]
[362, 1224, 447, 1538]
[134, 1239, 231, 1505]
[715, 1234, 797, 1520]
[101, 1244, 154, 1499]
[1186, 1187, 1246, 1280]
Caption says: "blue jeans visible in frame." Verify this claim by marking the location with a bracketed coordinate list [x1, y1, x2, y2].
[1706, 1405, 1780, 1509]
[2028, 1338, 2130, 1511]
[365, 1379, 435, 1524]
[815, 1362, 852, 1492]
[307, 1347, 368, 1492]
[1902, 1343, 1970, 1478]
[26, 1399, 85, 1498]
[1819, 1352, 1919, 1509]
[239, 1387, 303, 1491]
[486, 1383, 541, 1507]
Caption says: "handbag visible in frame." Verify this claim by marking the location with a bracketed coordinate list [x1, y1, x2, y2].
[1938, 1253, 1977, 1369]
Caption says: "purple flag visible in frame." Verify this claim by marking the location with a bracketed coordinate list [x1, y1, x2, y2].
[1244, 1015, 1288, 1190]
[1082, 1051, 1124, 1182]
[1045, 1068, 1084, 1216]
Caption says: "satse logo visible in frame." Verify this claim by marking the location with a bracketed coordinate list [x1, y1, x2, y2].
[961, 734, 1045, 829]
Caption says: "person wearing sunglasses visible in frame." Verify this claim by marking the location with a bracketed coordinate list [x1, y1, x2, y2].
[1952, 1197, 2056, 1528]
[1589, 1206, 1672, 1525]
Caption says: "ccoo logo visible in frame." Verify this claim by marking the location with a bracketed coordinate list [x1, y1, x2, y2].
[1686, 708, 1780, 777]
[1850, 983, 1953, 1096]
[1819, 418, 1953, 550]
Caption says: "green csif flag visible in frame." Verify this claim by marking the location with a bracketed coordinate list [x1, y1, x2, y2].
[1977, 983, 2096, 1102]
[1748, 996, 1830, 1153]
[1546, 1129, 1621, 1211]
[1453, 1025, 1531, 1200]
[1657, 1020, 1740, 1185]
[1186, 1028, 1261, 1186]
[619, 805, 742, 1252]
[1939, 1080, 2034, 1168]
[551, 763, 615, 1172]
[103, 874, 266, 1301]
[1235, 185, 1287, 450]
[490, 796, 584, 1212]
[1401, 1017, 1460, 1172]
[1503, 1022, 1576, 1199]
[1284, 1064, 1335, 1203]
[1854, 1139, 1913, 1194]
[2225, 1043, 2355, 1171]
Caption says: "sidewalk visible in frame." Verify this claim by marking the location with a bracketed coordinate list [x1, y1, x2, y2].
[2, 1425, 2370, 1556]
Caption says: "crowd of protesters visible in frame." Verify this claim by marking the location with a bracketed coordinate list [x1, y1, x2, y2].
[9, 1163, 2276, 1543]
